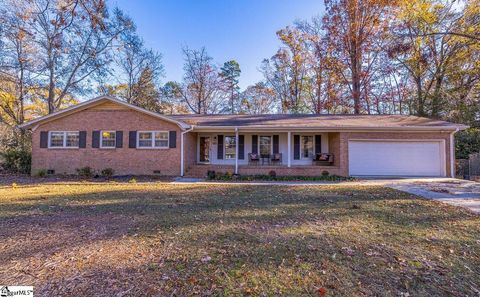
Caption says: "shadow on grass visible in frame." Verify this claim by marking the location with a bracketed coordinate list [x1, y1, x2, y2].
[0, 184, 479, 295]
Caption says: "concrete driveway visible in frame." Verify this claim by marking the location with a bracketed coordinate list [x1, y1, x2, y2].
[378, 178, 480, 213]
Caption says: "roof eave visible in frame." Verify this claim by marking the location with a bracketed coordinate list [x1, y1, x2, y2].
[191, 125, 467, 132]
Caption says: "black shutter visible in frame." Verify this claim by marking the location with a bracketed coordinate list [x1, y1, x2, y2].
[116, 131, 123, 148]
[251, 135, 258, 154]
[217, 135, 224, 160]
[273, 135, 279, 154]
[40, 131, 48, 148]
[293, 135, 300, 160]
[79, 131, 87, 148]
[129, 131, 137, 148]
[169, 131, 177, 148]
[92, 131, 100, 148]
[315, 135, 322, 154]
[239, 135, 245, 160]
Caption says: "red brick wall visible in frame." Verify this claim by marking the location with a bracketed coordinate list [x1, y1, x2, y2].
[32, 107, 183, 176]
[328, 132, 341, 167]
[185, 131, 453, 178]
[340, 131, 453, 177]
[185, 165, 343, 177]
[184, 132, 197, 171]
[31, 105, 455, 178]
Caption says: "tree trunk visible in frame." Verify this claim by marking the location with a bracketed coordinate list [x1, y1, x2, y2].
[351, 44, 361, 114]
[47, 45, 56, 114]
[431, 74, 444, 118]
[415, 77, 426, 116]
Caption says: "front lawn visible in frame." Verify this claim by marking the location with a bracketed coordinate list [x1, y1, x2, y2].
[0, 182, 479, 296]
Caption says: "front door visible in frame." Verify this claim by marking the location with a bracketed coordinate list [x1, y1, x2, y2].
[259, 136, 272, 156]
[199, 136, 211, 163]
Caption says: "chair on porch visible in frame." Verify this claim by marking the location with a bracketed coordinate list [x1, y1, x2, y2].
[248, 153, 260, 165]
[271, 153, 282, 165]
[313, 153, 334, 166]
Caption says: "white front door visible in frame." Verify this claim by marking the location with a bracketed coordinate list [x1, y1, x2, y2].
[348, 140, 445, 177]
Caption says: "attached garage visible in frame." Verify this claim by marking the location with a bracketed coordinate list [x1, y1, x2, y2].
[348, 140, 446, 177]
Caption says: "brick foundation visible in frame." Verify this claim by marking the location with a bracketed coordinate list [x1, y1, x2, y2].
[185, 164, 343, 178]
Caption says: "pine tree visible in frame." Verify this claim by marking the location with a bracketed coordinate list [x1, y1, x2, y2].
[131, 67, 162, 112]
[220, 60, 241, 114]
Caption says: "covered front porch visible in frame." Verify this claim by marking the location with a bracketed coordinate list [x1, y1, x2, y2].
[184, 130, 343, 177]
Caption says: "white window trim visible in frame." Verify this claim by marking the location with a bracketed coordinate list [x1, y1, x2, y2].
[100, 130, 116, 149]
[48, 131, 80, 149]
[136, 131, 169, 149]
[299, 135, 314, 160]
[224, 135, 236, 159]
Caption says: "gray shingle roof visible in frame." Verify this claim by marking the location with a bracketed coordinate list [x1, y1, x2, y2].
[168, 114, 465, 130]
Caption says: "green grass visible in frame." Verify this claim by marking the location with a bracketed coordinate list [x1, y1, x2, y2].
[0, 182, 479, 296]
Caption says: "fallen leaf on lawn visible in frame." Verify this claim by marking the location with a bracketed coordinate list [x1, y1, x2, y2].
[201, 255, 212, 263]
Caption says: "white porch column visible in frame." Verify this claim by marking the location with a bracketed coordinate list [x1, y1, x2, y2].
[235, 128, 239, 175]
[180, 127, 194, 177]
[180, 133, 184, 176]
[287, 131, 291, 168]
[450, 129, 458, 177]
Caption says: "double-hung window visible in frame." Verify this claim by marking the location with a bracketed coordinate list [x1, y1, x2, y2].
[137, 131, 169, 148]
[49, 131, 79, 148]
[224, 136, 236, 159]
[101, 131, 116, 148]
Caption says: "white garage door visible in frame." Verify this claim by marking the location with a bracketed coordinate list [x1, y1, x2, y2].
[348, 140, 445, 177]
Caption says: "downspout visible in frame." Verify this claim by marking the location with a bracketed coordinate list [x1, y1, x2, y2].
[180, 126, 195, 177]
[450, 128, 458, 178]
[235, 127, 239, 175]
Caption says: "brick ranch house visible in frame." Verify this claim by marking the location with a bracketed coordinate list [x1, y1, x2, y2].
[19, 96, 467, 178]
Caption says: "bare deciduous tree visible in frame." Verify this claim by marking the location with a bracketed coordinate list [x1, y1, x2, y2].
[240, 82, 277, 114]
[29, 0, 132, 113]
[175, 47, 224, 114]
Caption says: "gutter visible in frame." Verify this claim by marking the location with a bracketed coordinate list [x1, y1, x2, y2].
[180, 126, 195, 177]
[191, 125, 467, 132]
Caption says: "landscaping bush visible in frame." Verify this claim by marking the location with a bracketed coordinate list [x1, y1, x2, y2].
[101, 168, 115, 178]
[268, 170, 277, 177]
[34, 169, 48, 178]
[321, 170, 329, 176]
[76, 166, 94, 178]
[1, 148, 31, 174]
[207, 170, 216, 179]
[456, 128, 480, 159]
[212, 172, 233, 181]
